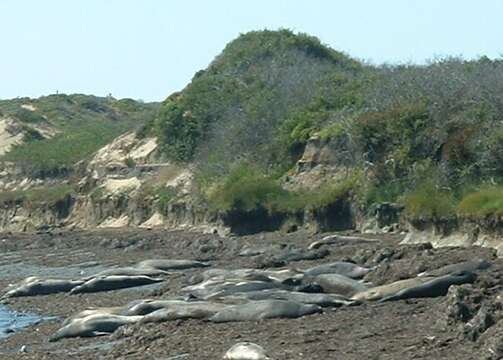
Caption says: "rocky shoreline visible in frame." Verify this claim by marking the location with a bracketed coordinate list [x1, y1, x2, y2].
[0, 228, 501, 359]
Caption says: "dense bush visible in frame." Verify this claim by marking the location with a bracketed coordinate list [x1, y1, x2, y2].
[154, 29, 362, 166]
[457, 185, 503, 218]
[207, 163, 357, 214]
[0, 184, 74, 207]
[402, 181, 456, 220]
[147, 30, 503, 218]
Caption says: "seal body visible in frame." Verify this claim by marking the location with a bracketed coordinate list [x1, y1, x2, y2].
[226, 289, 355, 307]
[351, 277, 433, 301]
[304, 262, 372, 279]
[224, 342, 270, 360]
[49, 314, 143, 341]
[137, 259, 209, 270]
[141, 301, 229, 323]
[309, 273, 368, 297]
[88, 267, 169, 278]
[3, 277, 84, 298]
[418, 259, 490, 277]
[379, 271, 476, 302]
[70, 275, 163, 294]
[209, 300, 321, 323]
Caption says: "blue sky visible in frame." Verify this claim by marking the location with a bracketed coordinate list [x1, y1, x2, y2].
[0, 0, 502, 101]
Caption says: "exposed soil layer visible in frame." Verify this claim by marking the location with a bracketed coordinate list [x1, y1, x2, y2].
[0, 228, 501, 360]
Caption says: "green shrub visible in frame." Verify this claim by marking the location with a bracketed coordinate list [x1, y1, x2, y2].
[0, 184, 74, 207]
[207, 163, 358, 214]
[457, 185, 503, 217]
[402, 182, 456, 220]
[208, 164, 288, 212]
[15, 108, 46, 123]
[3, 123, 129, 175]
[157, 187, 178, 214]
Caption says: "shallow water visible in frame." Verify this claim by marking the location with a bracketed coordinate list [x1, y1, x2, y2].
[0, 305, 51, 338]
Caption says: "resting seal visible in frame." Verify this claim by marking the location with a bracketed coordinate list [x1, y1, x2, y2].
[304, 262, 372, 279]
[70, 275, 163, 294]
[140, 301, 229, 323]
[49, 314, 143, 341]
[88, 267, 170, 279]
[418, 259, 490, 277]
[224, 342, 270, 360]
[2, 277, 84, 298]
[379, 271, 476, 302]
[209, 300, 321, 323]
[181, 277, 288, 300]
[137, 259, 209, 271]
[307, 274, 369, 297]
[351, 276, 434, 301]
[226, 289, 356, 307]
[308, 235, 376, 250]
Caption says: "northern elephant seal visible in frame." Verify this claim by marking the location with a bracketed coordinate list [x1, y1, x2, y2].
[2, 277, 84, 298]
[137, 259, 209, 271]
[224, 342, 270, 360]
[308, 235, 376, 250]
[209, 300, 321, 323]
[308, 273, 369, 297]
[304, 262, 372, 279]
[379, 271, 477, 302]
[226, 289, 356, 307]
[418, 259, 490, 277]
[70, 275, 163, 294]
[141, 301, 229, 323]
[197, 268, 302, 284]
[181, 278, 288, 300]
[351, 277, 434, 301]
[49, 314, 143, 341]
[88, 267, 170, 279]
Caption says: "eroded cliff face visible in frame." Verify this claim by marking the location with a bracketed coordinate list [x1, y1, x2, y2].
[0, 131, 502, 257]
[286, 136, 503, 257]
[0, 131, 221, 234]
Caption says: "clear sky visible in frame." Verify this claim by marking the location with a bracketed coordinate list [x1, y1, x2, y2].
[0, 0, 502, 102]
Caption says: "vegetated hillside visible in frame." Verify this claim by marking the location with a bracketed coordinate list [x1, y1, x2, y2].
[0, 94, 159, 176]
[148, 29, 503, 222]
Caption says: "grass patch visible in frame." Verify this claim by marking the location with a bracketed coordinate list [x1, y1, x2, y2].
[457, 185, 503, 217]
[3, 123, 130, 175]
[402, 182, 456, 220]
[0, 184, 75, 207]
[207, 164, 357, 214]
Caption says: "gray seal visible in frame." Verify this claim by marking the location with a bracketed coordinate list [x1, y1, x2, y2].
[304, 262, 372, 279]
[2, 277, 84, 298]
[226, 289, 356, 307]
[137, 259, 210, 270]
[351, 276, 434, 301]
[379, 271, 477, 302]
[224, 342, 270, 360]
[140, 301, 229, 323]
[418, 259, 490, 277]
[181, 278, 288, 300]
[87, 267, 170, 279]
[70, 275, 163, 294]
[308, 235, 376, 250]
[209, 300, 321, 323]
[307, 273, 369, 297]
[49, 313, 143, 341]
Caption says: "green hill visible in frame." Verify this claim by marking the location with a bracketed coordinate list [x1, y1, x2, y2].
[148, 29, 503, 220]
[0, 94, 158, 176]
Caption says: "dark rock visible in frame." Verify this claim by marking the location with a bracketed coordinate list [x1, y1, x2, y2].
[463, 304, 496, 341]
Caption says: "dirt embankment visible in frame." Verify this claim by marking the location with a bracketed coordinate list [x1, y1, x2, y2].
[0, 228, 501, 360]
